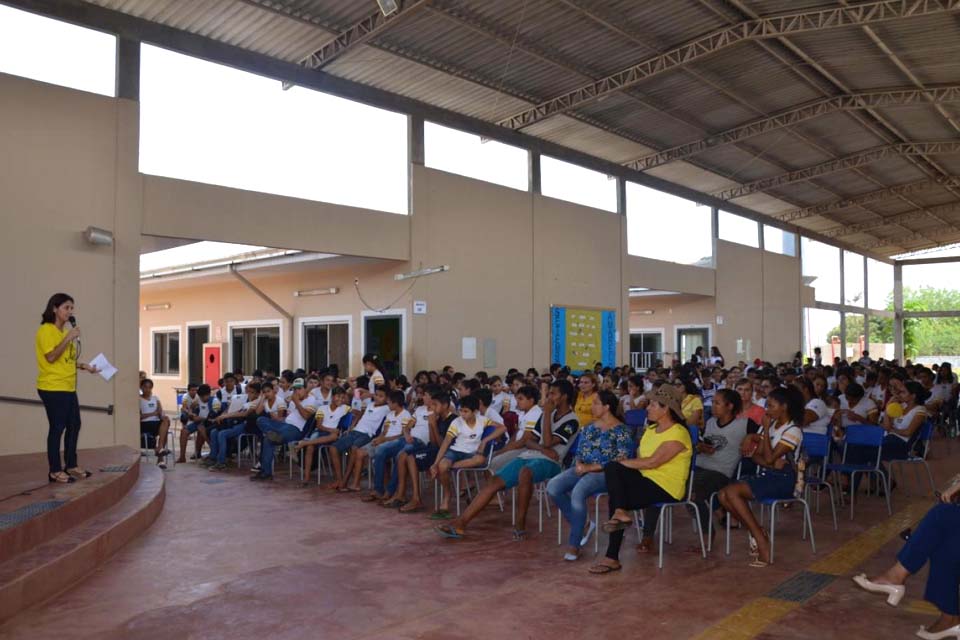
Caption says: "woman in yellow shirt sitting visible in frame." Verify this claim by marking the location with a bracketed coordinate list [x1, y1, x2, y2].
[590, 384, 692, 574]
[574, 373, 599, 428]
[677, 378, 704, 431]
[35, 294, 99, 484]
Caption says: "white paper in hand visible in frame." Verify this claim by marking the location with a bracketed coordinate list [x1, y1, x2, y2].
[90, 353, 117, 381]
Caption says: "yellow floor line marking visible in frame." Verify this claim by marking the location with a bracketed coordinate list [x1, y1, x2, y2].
[692, 500, 929, 640]
[904, 599, 941, 616]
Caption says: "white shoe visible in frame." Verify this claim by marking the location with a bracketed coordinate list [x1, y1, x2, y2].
[580, 520, 597, 547]
[917, 624, 960, 640]
[852, 573, 905, 606]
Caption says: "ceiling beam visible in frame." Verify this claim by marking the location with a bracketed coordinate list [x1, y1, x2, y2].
[774, 177, 960, 222]
[715, 141, 960, 201]
[496, 0, 960, 130]
[859, 224, 960, 249]
[627, 84, 960, 171]
[821, 201, 960, 238]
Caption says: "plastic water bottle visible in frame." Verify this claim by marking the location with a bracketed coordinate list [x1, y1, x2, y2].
[793, 455, 807, 499]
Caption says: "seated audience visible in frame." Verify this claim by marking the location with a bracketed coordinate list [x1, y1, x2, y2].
[291, 386, 350, 485]
[327, 386, 390, 492]
[363, 390, 413, 503]
[251, 379, 318, 481]
[139, 378, 170, 469]
[179, 382, 199, 425]
[204, 382, 262, 470]
[178, 383, 221, 463]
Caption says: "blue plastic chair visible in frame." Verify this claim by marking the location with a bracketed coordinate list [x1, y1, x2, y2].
[826, 424, 891, 520]
[801, 432, 838, 531]
[889, 420, 935, 496]
[649, 425, 706, 568]
[624, 409, 647, 440]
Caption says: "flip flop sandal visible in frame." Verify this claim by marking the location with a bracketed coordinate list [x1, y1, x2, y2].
[749, 559, 770, 568]
[435, 524, 464, 539]
[636, 537, 655, 554]
[66, 468, 93, 479]
[380, 499, 404, 508]
[588, 563, 622, 575]
[361, 494, 381, 502]
[399, 503, 424, 513]
[49, 472, 75, 484]
[512, 529, 528, 541]
[601, 519, 632, 534]
[429, 510, 452, 520]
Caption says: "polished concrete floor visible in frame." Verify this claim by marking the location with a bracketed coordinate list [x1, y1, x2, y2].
[2, 440, 955, 640]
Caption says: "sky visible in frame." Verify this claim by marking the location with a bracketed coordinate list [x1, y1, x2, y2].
[2, 5, 958, 301]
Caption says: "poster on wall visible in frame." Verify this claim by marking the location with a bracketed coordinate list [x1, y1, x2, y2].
[550, 306, 617, 373]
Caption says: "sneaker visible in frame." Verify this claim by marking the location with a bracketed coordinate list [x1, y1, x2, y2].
[157, 457, 167, 470]
[250, 463, 262, 474]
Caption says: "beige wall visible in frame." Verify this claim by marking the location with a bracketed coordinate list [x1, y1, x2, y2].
[0, 73, 141, 455]
[629, 294, 716, 357]
[624, 255, 715, 297]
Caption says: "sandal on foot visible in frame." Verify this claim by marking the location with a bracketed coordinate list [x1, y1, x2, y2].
[48, 472, 75, 484]
[429, 509, 452, 520]
[434, 524, 464, 539]
[749, 559, 770, 568]
[601, 518, 632, 533]
[636, 536, 655, 554]
[588, 563, 622, 575]
[512, 529, 528, 541]
[361, 494, 381, 503]
[381, 499, 404, 509]
[399, 503, 424, 513]
[66, 468, 92, 479]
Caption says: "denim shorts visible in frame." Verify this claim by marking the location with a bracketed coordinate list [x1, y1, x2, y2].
[495, 457, 561, 489]
[444, 449, 476, 464]
[744, 467, 796, 501]
[333, 430, 372, 453]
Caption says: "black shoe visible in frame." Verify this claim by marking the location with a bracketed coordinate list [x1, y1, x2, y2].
[250, 472, 272, 481]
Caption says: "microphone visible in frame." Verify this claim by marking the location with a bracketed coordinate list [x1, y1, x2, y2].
[68, 315, 77, 328]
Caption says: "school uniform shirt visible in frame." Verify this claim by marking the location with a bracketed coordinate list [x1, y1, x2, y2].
[311, 387, 334, 407]
[435, 412, 457, 441]
[867, 385, 886, 407]
[283, 395, 319, 430]
[769, 420, 803, 464]
[890, 405, 928, 443]
[518, 410, 579, 462]
[278, 388, 293, 404]
[514, 405, 543, 441]
[484, 407, 504, 425]
[354, 403, 390, 437]
[197, 397, 221, 420]
[316, 404, 350, 430]
[621, 394, 644, 413]
[410, 405, 432, 443]
[803, 398, 833, 435]
[383, 409, 413, 438]
[351, 395, 370, 412]
[447, 415, 491, 455]
[225, 395, 248, 414]
[368, 369, 385, 393]
[217, 387, 240, 405]
[702, 386, 717, 408]
[840, 396, 878, 427]
[140, 396, 161, 422]
[262, 397, 286, 419]
[181, 393, 199, 413]
[490, 391, 509, 415]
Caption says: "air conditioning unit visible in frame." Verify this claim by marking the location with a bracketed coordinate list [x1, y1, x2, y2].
[376, 0, 399, 16]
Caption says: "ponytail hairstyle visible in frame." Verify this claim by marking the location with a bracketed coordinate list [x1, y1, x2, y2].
[41, 293, 73, 325]
[596, 390, 623, 421]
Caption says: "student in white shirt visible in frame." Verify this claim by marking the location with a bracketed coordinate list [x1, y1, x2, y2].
[179, 384, 221, 463]
[795, 378, 833, 435]
[252, 379, 318, 480]
[139, 379, 171, 469]
[179, 383, 199, 425]
[384, 385, 444, 511]
[475, 388, 505, 429]
[216, 373, 241, 406]
[364, 390, 413, 502]
[204, 382, 263, 470]
[489, 376, 509, 415]
[360, 354, 386, 399]
[428, 395, 503, 520]
[291, 387, 350, 486]
[489, 385, 543, 474]
[327, 386, 390, 492]
[620, 375, 648, 413]
[310, 371, 337, 407]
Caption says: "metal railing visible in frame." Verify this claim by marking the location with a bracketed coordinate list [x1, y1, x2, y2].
[0, 395, 114, 415]
[630, 352, 663, 371]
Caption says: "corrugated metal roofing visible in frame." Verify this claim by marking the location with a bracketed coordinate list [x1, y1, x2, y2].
[78, 0, 960, 256]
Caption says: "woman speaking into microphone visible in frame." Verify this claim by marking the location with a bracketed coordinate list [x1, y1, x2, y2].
[36, 293, 99, 484]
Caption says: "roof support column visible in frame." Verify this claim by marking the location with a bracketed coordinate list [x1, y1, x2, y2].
[116, 37, 140, 101]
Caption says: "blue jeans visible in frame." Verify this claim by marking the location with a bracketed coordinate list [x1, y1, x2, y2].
[210, 421, 245, 464]
[256, 417, 302, 476]
[898, 503, 960, 615]
[546, 467, 607, 548]
[372, 438, 407, 495]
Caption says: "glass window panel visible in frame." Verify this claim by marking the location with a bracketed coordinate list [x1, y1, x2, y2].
[763, 225, 797, 256]
[844, 251, 865, 307]
[0, 6, 116, 96]
[626, 183, 713, 267]
[868, 316, 895, 361]
[152, 331, 179, 375]
[231, 326, 280, 373]
[718, 210, 759, 248]
[540, 156, 617, 212]
[801, 238, 840, 303]
[140, 45, 408, 214]
[803, 308, 841, 364]
[902, 262, 960, 311]
[425, 123, 528, 191]
[867, 258, 893, 310]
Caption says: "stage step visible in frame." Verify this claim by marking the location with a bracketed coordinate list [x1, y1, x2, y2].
[0, 461, 165, 623]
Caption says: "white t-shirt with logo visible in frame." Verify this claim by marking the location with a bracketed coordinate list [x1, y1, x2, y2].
[515, 405, 543, 441]
[315, 404, 350, 430]
[311, 387, 334, 407]
[803, 398, 833, 435]
[285, 395, 320, 430]
[839, 396, 878, 427]
[891, 405, 928, 443]
[354, 404, 390, 437]
[491, 392, 509, 415]
[770, 420, 804, 464]
[383, 409, 412, 438]
[263, 397, 286, 419]
[411, 405, 432, 443]
[197, 397, 221, 419]
[447, 415, 491, 454]
[140, 396, 160, 422]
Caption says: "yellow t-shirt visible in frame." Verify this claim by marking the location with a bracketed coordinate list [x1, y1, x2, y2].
[36, 323, 76, 392]
[637, 423, 692, 500]
[682, 394, 704, 424]
[574, 392, 596, 429]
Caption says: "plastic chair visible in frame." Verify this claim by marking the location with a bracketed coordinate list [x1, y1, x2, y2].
[453, 425, 500, 515]
[889, 420, 935, 496]
[826, 424, 891, 519]
[801, 432, 838, 532]
[624, 409, 647, 440]
[649, 425, 706, 568]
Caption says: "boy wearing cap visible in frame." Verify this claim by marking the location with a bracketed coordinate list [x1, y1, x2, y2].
[252, 378, 319, 481]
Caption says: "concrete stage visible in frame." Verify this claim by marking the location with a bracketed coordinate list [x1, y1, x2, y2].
[0, 440, 953, 639]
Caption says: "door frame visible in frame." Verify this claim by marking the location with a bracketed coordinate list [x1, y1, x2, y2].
[675, 324, 712, 363]
[297, 315, 353, 376]
[629, 327, 665, 348]
[148, 324, 182, 380]
[185, 320, 212, 385]
[361, 308, 407, 376]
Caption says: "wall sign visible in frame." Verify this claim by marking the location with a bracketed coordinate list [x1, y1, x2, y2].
[550, 306, 617, 373]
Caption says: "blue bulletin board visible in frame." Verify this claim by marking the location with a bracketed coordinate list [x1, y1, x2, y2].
[550, 306, 617, 373]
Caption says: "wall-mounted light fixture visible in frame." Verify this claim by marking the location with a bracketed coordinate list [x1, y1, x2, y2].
[395, 265, 450, 281]
[293, 287, 339, 297]
[83, 226, 113, 246]
[142, 303, 171, 311]
[636, 309, 654, 315]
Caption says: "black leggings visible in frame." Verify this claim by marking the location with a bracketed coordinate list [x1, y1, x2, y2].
[38, 390, 82, 474]
[603, 461, 674, 561]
